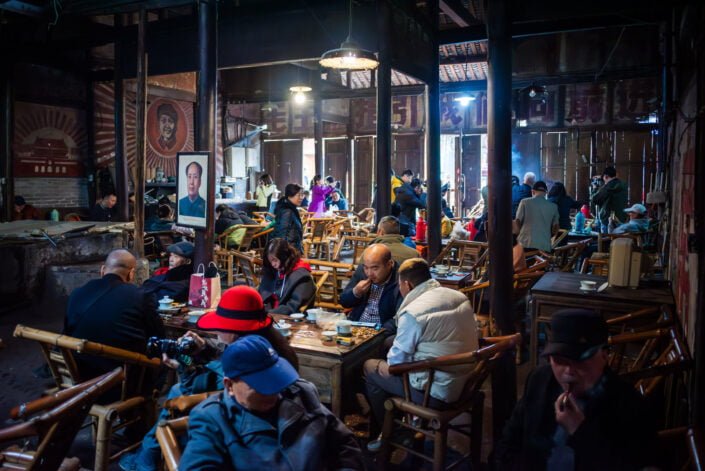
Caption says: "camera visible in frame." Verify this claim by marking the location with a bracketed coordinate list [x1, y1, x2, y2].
[146, 337, 198, 365]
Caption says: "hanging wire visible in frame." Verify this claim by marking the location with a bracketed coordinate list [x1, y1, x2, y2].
[48, 0, 62, 28]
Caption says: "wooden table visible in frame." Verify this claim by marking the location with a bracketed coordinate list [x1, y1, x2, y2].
[529, 271, 674, 366]
[430, 270, 474, 289]
[162, 311, 386, 417]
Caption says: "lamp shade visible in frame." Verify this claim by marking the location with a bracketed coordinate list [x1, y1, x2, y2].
[319, 38, 379, 70]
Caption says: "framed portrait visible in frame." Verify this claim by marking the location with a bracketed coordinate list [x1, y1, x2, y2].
[176, 152, 210, 229]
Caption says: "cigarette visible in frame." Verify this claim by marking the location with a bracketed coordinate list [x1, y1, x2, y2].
[561, 394, 568, 408]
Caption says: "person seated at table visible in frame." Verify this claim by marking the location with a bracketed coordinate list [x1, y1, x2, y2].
[215, 203, 256, 235]
[119, 285, 298, 471]
[610, 203, 650, 234]
[370, 215, 419, 264]
[364, 258, 479, 449]
[259, 238, 316, 315]
[494, 309, 659, 470]
[340, 244, 403, 333]
[12, 195, 41, 220]
[145, 204, 174, 232]
[142, 241, 194, 303]
[179, 335, 364, 471]
[90, 191, 118, 221]
[325, 189, 349, 211]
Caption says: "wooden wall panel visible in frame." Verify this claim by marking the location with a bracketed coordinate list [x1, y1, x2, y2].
[262, 140, 303, 189]
[461, 135, 482, 213]
[392, 134, 424, 179]
[323, 138, 350, 197]
[353, 137, 375, 209]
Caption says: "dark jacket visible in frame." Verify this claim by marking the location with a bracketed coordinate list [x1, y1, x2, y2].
[494, 365, 658, 471]
[180, 379, 364, 471]
[259, 263, 316, 315]
[215, 209, 256, 235]
[272, 199, 304, 252]
[549, 195, 582, 230]
[64, 273, 164, 378]
[592, 177, 628, 224]
[89, 202, 116, 221]
[340, 262, 403, 333]
[394, 183, 425, 227]
[142, 263, 193, 303]
[512, 184, 532, 218]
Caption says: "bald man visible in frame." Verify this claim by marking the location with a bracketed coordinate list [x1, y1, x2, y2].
[340, 244, 403, 332]
[64, 249, 164, 379]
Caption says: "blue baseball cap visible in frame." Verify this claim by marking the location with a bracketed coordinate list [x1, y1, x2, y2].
[221, 336, 298, 395]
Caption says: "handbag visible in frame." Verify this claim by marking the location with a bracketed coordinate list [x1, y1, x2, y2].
[188, 263, 222, 308]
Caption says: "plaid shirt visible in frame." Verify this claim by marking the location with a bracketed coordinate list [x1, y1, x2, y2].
[359, 280, 388, 324]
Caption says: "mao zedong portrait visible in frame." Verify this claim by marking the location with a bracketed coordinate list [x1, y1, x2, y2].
[179, 161, 206, 218]
[157, 103, 178, 151]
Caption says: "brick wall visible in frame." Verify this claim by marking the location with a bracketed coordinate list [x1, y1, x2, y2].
[14, 177, 89, 209]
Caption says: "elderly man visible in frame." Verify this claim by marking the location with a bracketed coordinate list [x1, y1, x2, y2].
[340, 244, 403, 332]
[364, 258, 478, 449]
[370, 216, 419, 264]
[179, 335, 363, 471]
[512, 171, 535, 218]
[494, 309, 658, 470]
[514, 181, 559, 252]
[593, 166, 628, 234]
[611, 203, 650, 234]
[179, 161, 206, 218]
[89, 192, 118, 221]
[64, 249, 163, 379]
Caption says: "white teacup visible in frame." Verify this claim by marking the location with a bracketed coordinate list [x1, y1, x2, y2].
[321, 330, 337, 341]
[275, 322, 292, 336]
[188, 310, 206, 324]
[306, 308, 323, 323]
[580, 280, 597, 291]
[435, 265, 450, 275]
[159, 296, 174, 310]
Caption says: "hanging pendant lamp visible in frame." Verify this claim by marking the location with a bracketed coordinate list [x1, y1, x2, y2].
[319, 0, 378, 71]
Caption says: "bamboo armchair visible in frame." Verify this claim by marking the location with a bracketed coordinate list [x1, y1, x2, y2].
[231, 251, 263, 288]
[432, 240, 488, 269]
[580, 257, 610, 276]
[306, 270, 331, 311]
[302, 217, 336, 259]
[157, 391, 219, 471]
[333, 235, 375, 263]
[12, 325, 162, 471]
[379, 334, 522, 471]
[217, 224, 263, 251]
[657, 426, 705, 471]
[0, 368, 124, 471]
[544, 239, 590, 272]
[550, 228, 569, 249]
[303, 259, 355, 310]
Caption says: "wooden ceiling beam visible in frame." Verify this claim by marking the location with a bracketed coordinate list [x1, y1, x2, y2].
[439, 0, 474, 28]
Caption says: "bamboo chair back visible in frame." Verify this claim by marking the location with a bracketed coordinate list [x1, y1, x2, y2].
[581, 257, 609, 276]
[380, 334, 521, 471]
[232, 251, 263, 288]
[303, 259, 355, 310]
[0, 368, 124, 471]
[12, 325, 161, 471]
[551, 229, 569, 249]
[307, 270, 331, 311]
[546, 239, 589, 272]
[156, 416, 189, 471]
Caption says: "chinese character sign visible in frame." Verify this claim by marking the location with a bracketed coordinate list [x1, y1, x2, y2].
[613, 78, 658, 123]
[565, 83, 608, 125]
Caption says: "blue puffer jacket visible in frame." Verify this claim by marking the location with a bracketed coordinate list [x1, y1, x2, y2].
[179, 379, 364, 471]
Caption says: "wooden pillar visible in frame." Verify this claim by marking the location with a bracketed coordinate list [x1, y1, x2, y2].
[314, 92, 323, 176]
[113, 14, 129, 221]
[486, 0, 517, 443]
[426, 0, 441, 261]
[0, 65, 13, 222]
[194, 0, 217, 267]
[133, 8, 148, 258]
[692, 20, 705, 430]
[85, 51, 97, 214]
[374, 0, 392, 223]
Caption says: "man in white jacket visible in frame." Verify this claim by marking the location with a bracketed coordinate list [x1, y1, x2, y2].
[363, 258, 479, 447]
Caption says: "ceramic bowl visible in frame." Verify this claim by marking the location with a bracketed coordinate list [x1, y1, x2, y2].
[321, 330, 337, 341]
[187, 310, 207, 324]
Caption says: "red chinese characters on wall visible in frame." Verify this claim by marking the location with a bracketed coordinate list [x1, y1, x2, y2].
[565, 83, 608, 125]
[613, 78, 658, 123]
[13, 102, 86, 177]
[350, 96, 425, 134]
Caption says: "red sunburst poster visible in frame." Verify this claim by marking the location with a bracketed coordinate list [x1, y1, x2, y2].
[13, 102, 86, 177]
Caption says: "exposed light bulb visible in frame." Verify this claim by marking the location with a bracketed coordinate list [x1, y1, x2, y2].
[529, 89, 537, 98]
[453, 95, 475, 107]
[294, 91, 306, 104]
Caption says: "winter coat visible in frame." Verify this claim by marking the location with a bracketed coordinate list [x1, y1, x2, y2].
[142, 263, 193, 303]
[592, 178, 628, 224]
[339, 262, 402, 333]
[272, 199, 304, 252]
[259, 260, 316, 315]
[309, 185, 334, 216]
[179, 380, 364, 471]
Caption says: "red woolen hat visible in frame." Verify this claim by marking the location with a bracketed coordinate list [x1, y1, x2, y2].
[196, 285, 272, 332]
